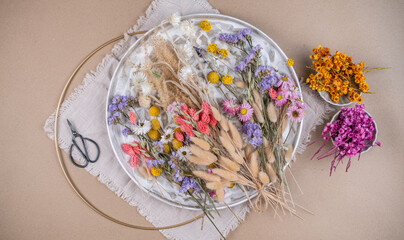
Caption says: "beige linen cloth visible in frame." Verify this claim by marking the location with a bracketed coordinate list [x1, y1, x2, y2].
[44, 0, 335, 239]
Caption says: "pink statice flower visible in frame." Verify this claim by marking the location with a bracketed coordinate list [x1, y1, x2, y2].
[167, 101, 183, 114]
[238, 103, 254, 122]
[287, 105, 304, 123]
[222, 99, 240, 116]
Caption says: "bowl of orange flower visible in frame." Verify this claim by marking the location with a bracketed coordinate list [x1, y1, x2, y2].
[306, 45, 381, 107]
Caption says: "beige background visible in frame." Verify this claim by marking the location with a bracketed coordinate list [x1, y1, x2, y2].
[1, 0, 404, 239]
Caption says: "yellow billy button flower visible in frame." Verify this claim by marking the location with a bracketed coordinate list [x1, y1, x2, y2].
[228, 182, 235, 188]
[207, 71, 220, 84]
[148, 129, 161, 141]
[286, 58, 294, 67]
[207, 43, 217, 54]
[149, 106, 160, 117]
[200, 20, 211, 31]
[150, 167, 162, 177]
[217, 48, 228, 59]
[150, 118, 161, 130]
[172, 139, 183, 150]
[163, 144, 171, 153]
[221, 74, 233, 85]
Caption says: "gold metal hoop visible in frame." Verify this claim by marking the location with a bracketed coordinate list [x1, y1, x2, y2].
[54, 31, 203, 230]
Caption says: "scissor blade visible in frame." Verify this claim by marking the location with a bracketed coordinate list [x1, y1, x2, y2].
[67, 119, 76, 133]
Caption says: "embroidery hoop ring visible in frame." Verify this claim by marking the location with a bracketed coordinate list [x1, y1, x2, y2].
[54, 31, 204, 230]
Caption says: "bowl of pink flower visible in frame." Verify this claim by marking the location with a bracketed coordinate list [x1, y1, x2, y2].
[311, 104, 380, 175]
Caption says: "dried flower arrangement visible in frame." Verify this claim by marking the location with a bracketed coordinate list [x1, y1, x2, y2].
[107, 13, 306, 236]
[310, 104, 380, 175]
[306, 45, 390, 104]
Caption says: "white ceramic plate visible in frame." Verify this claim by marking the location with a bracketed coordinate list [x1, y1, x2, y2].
[106, 14, 304, 210]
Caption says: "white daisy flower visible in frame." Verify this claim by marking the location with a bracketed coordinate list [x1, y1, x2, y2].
[168, 12, 181, 27]
[180, 20, 195, 38]
[177, 43, 194, 61]
[131, 72, 147, 85]
[178, 66, 195, 83]
[177, 146, 191, 161]
[140, 81, 154, 95]
[132, 120, 151, 135]
[161, 129, 174, 144]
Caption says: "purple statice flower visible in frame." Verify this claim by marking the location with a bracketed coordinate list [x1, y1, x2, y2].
[112, 95, 122, 104]
[238, 28, 252, 39]
[217, 33, 242, 44]
[167, 101, 183, 115]
[107, 112, 121, 125]
[241, 121, 263, 148]
[254, 65, 275, 78]
[179, 177, 201, 194]
[168, 152, 184, 182]
[260, 74, 279, 93]
[117, 97, 128, 110]
[234, 45, 262, 73]
[152, 141, 164, 154]
[183, 135, 191, 145]
[217, 28, 252, 44]
[122, 128, 131, 137]
[108, 103, 118, 112]
[147, 158, 165, 167]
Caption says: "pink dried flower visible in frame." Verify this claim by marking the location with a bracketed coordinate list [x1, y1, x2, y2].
[268, 88, 277, 99]
[174, 116, 185, 125]
[185, 130, 195, 137]
[129, 111, 136, 125]
[222, 99, 240, 116]
[209, 114, 217, 127]
[201, 101, 211, 115]
[197, 121, 210, 135]
[287, 105, 304, 123]
[238, 103, 254, 122]
[294, 100, 306, 109]
[180, 122, 193, 133]
[181, 104, 189, 114]
[310, 104, 380, 175]
[175, 131, 184, 142]
[201, 112, 210, 124]
[130, 155, 139, 167]
[188, 108, 199, 121]
[275, 94, 288, 107]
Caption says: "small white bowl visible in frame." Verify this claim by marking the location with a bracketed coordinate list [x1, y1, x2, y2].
[319, 91, 360, 107]
[330, 109, 378, 154]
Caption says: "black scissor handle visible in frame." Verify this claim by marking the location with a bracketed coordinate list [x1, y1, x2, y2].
[69, 134, 100, 168]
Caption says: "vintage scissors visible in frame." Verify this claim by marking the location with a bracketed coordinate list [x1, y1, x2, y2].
[67, 119, 100, 168]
